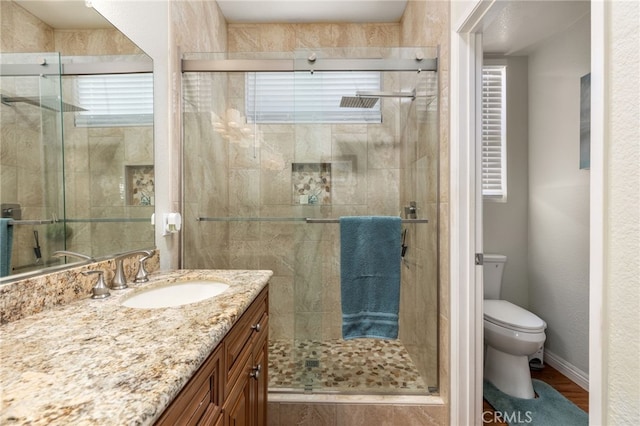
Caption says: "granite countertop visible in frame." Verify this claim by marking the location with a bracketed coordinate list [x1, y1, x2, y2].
[0, 269, 272, 425]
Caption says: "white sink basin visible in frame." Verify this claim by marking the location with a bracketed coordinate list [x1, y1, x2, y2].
[121, 280, 230, 309]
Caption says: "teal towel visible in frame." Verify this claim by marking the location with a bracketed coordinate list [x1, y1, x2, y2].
[1, 218, 14, 277]
[340, 216, 401, 340]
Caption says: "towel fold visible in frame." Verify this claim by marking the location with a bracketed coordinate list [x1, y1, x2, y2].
[1, 218, 14, 277]
[340, 216, 401, 340]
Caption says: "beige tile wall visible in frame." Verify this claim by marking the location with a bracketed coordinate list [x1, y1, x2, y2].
[0, 1, 53, 53]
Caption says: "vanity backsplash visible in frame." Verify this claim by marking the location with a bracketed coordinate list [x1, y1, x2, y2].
[0, 251, 160, 324]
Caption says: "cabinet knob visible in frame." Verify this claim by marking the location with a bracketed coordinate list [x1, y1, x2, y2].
[251, 323, 261, 332]
[250, 364, 262, 380]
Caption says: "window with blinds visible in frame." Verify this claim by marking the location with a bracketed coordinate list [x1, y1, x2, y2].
[246, 71, 382, 123]
[75, 73, 153, 127]
[482, 65, 507, 200]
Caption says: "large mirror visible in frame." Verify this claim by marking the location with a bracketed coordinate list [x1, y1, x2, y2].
[0, 0, 154, 280]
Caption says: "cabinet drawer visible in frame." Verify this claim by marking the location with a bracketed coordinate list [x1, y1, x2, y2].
[224, 288, 268, 394]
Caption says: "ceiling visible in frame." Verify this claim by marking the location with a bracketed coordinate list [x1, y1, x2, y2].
[14, 0, 408, 29]
[217, 0, 407, 23]
[482, 1, 590, 55]
[14, 0, 589, 55]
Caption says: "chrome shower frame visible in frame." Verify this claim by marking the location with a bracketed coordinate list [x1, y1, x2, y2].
[181, 56, 437, 73]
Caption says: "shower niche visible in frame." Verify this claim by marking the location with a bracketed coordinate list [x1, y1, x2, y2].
[126, 165, 155, 206]
[291, 163, 331, 205]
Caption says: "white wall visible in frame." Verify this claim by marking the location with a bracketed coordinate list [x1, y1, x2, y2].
[90, 0, 179, 270]
[528, 14, 590, 373]
[483, 56, 529, 307]
[605, 1, 640, 422]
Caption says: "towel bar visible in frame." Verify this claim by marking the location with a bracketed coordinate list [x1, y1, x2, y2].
[305, 218, 428, 224]
[6, 219, 56, 226]
[195, 217, 428, 224]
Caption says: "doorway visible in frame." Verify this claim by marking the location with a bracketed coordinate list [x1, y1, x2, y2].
[450, 1, 605, 424]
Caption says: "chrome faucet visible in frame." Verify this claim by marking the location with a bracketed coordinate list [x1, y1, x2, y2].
[52, 250, 94, 261]
[111, 249, 154, 290]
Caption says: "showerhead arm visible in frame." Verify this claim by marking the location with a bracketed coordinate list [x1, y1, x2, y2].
[339, 88, 417, 109]
[354, 89, 416, 100]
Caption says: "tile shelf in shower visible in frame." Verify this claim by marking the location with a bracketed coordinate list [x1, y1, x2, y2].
[292, 162, 331, 205]
[125, 165, 155, 206]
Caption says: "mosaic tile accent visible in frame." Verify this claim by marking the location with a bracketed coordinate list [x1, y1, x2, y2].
[292, 163, 331, 205]
[126, 165, 155, 206]
[269, 338, 427, 394]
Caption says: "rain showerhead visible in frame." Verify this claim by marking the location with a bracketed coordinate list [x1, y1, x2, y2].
[339, 89, 416, 109]
[339, 96, 379, 109]
[1, 95, 86, 112]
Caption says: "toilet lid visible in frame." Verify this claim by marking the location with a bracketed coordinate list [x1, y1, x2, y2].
[484, 300, 547, 332]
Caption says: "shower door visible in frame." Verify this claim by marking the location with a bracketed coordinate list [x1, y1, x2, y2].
[283, 57, 439, 394]
[182, 48, 440, 395]
[0, 52, 66, 275]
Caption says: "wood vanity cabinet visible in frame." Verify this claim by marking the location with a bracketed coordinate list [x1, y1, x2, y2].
[156, 286, 268, 426]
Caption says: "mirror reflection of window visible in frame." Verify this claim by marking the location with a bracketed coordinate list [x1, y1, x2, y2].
[75, 73, 153, 127]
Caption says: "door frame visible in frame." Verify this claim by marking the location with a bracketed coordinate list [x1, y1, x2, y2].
[449, 1, 605, 424]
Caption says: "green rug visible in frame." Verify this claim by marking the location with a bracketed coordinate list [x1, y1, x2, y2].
[483, 379, 588, 425]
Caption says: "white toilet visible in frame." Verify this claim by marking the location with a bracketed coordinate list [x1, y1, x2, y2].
[483, 254, 547, 399]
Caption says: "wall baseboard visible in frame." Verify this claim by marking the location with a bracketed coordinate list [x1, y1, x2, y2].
[543, 349, 589, 391]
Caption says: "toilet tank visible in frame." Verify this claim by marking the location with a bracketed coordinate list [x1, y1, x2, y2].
[483, 254, 507, 299]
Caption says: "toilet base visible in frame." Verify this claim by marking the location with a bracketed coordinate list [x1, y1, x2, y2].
[484, 345, 536, 399]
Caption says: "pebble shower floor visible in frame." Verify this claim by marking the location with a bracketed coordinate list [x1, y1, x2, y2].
[268, 338, 427, 393]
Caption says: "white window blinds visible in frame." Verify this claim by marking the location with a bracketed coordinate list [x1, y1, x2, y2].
[482, 65, 507, 200]
[75, 73, 153, 127]
[246, 71, 382, 123]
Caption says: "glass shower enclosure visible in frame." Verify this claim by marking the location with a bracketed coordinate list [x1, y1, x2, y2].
[182, 47, 439, 395]
[1, 52, 66, 275]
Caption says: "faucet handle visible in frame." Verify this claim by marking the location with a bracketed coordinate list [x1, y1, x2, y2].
[111, 250, 154, 289]
[82, 270, 110, 299]
[134, 254, 152, 283]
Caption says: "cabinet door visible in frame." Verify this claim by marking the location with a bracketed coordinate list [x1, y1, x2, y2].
[214, 413, 224, 426]
[252, 332, 268, 426]
[156, 346, 223, 426]
[225, 288, 269, 397]
[224, 354, 253, 426]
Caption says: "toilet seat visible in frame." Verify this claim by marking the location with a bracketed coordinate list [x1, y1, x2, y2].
[484, 300, 546, 333]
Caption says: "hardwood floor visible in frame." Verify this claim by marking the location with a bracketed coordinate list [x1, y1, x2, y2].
[482, 363, 589, 425]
